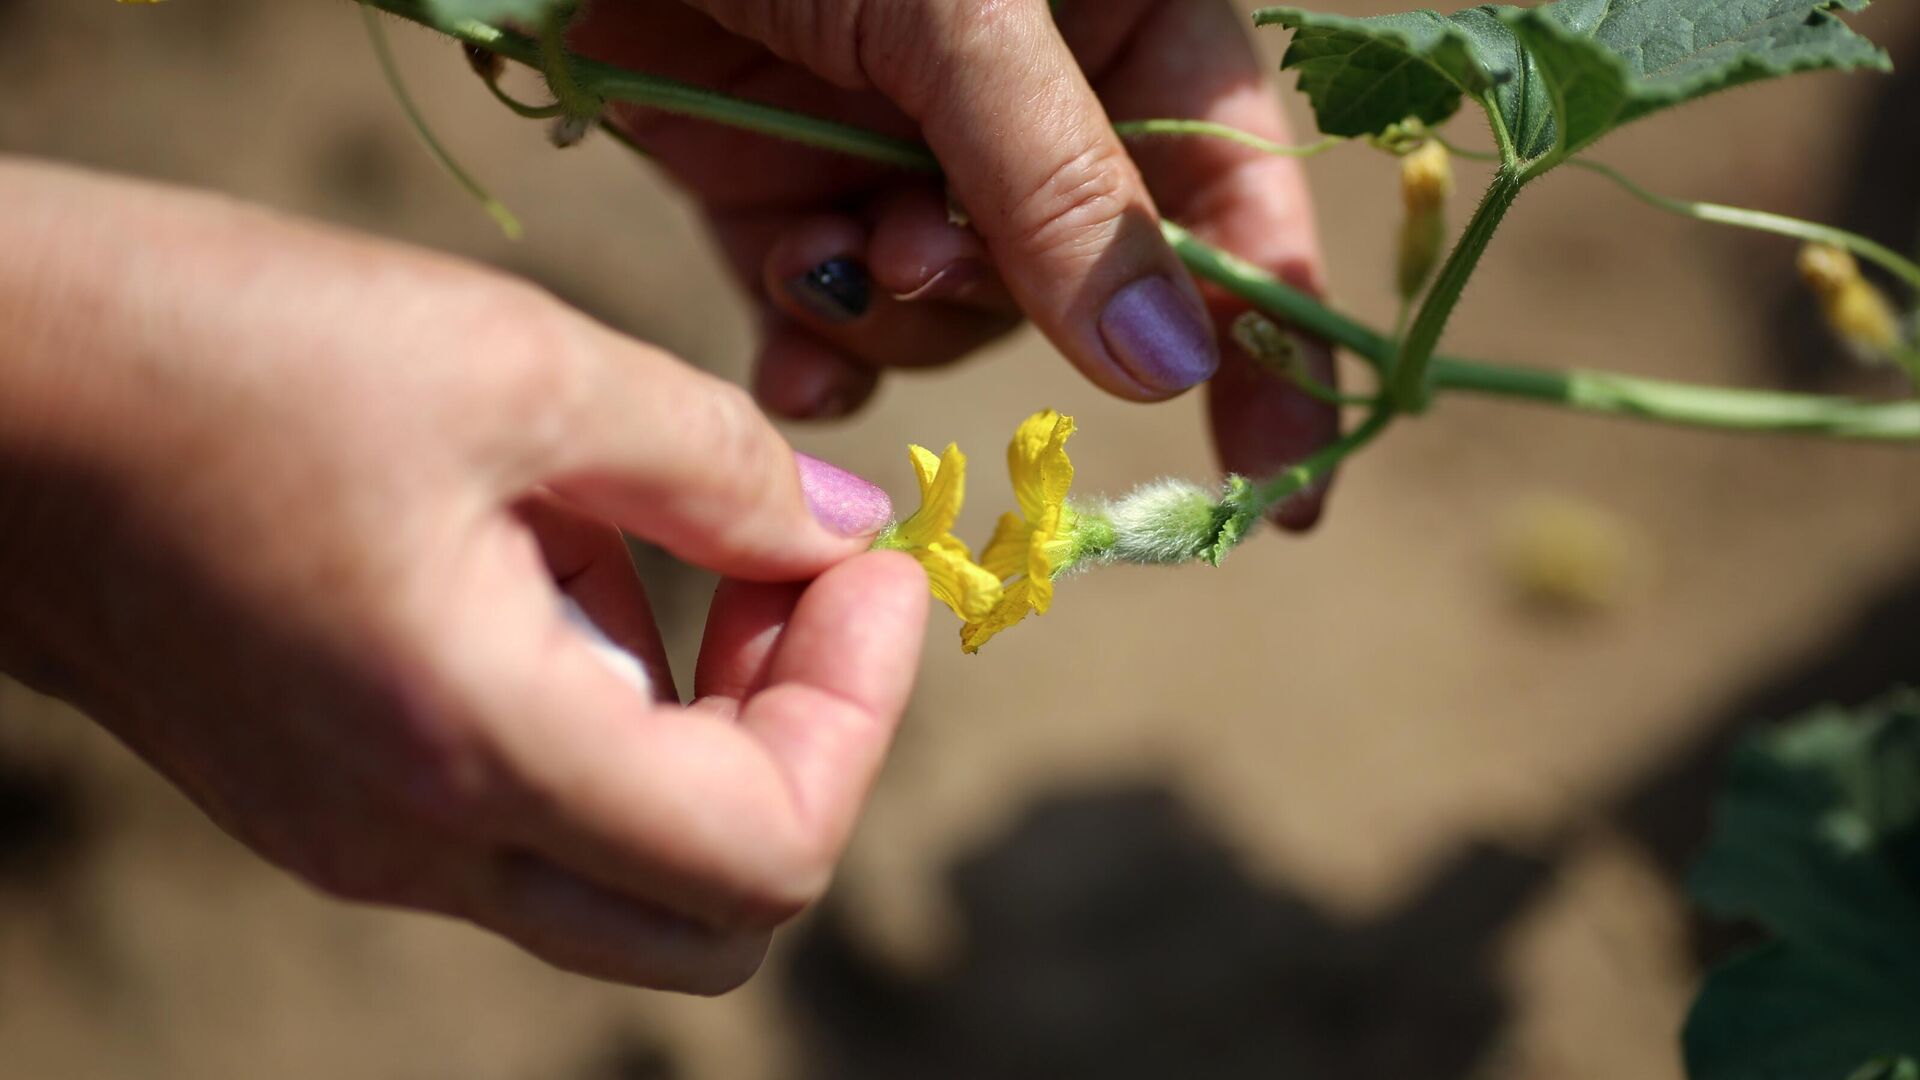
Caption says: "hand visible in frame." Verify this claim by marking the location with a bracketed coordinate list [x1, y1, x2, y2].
[0, 160, 927, 992]
[574, 0, 1340, 528]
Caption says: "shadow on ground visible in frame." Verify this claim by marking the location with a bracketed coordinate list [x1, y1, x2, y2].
[778, 558, 1920, 1079]
[786, 785, 1547, 1080]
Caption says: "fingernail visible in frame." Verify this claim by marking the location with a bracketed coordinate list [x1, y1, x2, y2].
[795, 452, 893, 537]
[785, 257, 871, 324]
[1099, 277, 1220, 391]
[895, 259, 988, 303]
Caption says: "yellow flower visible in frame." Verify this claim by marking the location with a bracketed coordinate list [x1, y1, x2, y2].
[885, 443, 1003, 623]
[962, 410, 1081, 653]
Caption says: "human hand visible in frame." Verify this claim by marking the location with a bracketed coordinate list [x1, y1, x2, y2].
[574, 0, 1340, 528]
[0, 160, 927, 992]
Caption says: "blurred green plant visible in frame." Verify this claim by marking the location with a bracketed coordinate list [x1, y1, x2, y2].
[1686, 690, 1920, 1079]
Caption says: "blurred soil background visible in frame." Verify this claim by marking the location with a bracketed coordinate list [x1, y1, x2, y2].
[4, 1, 1919, 1077]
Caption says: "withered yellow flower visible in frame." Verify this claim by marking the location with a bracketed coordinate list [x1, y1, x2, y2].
[962, 410, 1082, 653]
[880, 443, 1002, 624]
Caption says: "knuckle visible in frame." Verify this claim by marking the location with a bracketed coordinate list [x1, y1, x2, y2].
[439, 278, 596, 455]
[1004, 136, 1133, 264]
[382, 743, 507, 840]
[706, 0, 869, 87]
[861, 0, 1032, 115]
[692, 378, 782, 501]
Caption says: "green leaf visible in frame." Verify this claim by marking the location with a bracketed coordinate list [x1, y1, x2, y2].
[422, 0, 561, 28]
[1684, 691, 1920, 1080]
[1256, 1, 1890, 165]
[1686, 944, 1920, 1080]
[1253, 6, 1545, 147]
[1204, 476, 1260, 567]
[1502, 0, 1891, 162]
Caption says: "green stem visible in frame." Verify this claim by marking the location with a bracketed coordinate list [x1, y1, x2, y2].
[1389, 168, 1525, 411]
[538, 2, 599, 118]
[480, 76, 566, 119]
[363, 0, 940, 170]
[1113, 120, 1343, 159]
[1565, 157, 1920, 294]
[1432, 358, 1920, 440]
[360, 4, 521, 239]
[1173, 230, 1920, 440]
[1252, 406, 1394, 510]
[1162, 221, 1393, 368]
[1439, 135, 1920, 293]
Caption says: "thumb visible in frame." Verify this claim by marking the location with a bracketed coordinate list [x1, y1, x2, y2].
[529, 321, 893, 583]
[697, 0, 1220, 400]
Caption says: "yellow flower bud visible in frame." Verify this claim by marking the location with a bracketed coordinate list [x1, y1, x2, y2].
[1499, 494, 1641, 614]
[1229, 310, 1301, 374]
[1797, 243, 1904, 364]
[1397, 139, 1454, 302]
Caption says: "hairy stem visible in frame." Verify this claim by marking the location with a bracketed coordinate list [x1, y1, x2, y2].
[538, 3, 600, 118]
[362, 0, 941, 170]
[1389, 168, 1525, 412]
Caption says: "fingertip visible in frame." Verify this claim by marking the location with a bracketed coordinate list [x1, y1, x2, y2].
[765, 217, 871, 326]
[1096, 272, 1223, 398]
[1271, 486, 1330, 532]
[1207, 327, 1342, 535]
[477, 852, 772, 993]
[695, 577, 804, 705]
[753, 327, 880, 421]
[768, 550, 928, 709]
[852, 549, 931, 611]
[866, 188, 1012, 311]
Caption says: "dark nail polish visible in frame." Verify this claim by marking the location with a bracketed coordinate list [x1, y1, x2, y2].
[1099, 277, 1220, 392]
[786, 257, 871, 324]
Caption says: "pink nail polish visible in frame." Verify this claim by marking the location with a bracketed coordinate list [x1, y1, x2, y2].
[795, 452, 893, 537]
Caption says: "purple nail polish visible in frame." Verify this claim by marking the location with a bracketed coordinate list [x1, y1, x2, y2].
[795, 452, 893, 537]
[1099, 277, 1220, 392]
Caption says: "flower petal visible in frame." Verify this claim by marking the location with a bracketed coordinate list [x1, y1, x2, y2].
[916, 543, 1003, 623]
[979, 512, 1033, 581]
[898, 442, 967, 548]
[961, 578, 1035, 654]
[1007, 411, 1075, 525]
